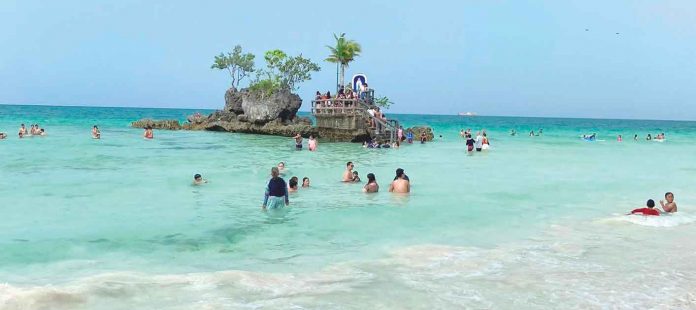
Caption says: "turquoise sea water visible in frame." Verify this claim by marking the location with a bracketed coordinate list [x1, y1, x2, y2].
[2, 104, 696, 309]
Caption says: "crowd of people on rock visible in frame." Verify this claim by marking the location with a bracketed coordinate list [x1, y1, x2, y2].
[314, 84, 370, 108]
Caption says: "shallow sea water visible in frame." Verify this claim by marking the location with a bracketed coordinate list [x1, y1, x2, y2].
[1, 105, 696, 309]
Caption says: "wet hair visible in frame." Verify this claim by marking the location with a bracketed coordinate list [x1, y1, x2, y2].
[347, 161, 353, 167]
[302, 177, 309, 183]
[665, 192, 673, 198]
[94, 125, 98, 128]
[194, 174, 202, 180]
[278, 161, 285, 167]
[396, 168, 404, 178]
[367, 173, 376, 183]
[289, 176, 298, 188]
[647, 199, 655, 208]
[353, 171, 359, 175]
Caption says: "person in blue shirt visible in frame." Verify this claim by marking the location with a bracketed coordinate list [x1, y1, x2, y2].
[262, 167, 289, 210]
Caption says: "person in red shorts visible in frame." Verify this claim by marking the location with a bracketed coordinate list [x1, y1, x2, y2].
[630, 199, 660, 216]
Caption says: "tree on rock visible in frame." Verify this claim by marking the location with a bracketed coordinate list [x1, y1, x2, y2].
[211, 45, 255, 89]
[250, 49, 320, 97]
[325, 33, 361, 92]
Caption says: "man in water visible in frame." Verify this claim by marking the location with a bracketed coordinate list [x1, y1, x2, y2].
[193, 174, 207, 185]
[474, 131, 483, 151]
[293, 133, 303, 150]
[660, 192, 678, 213]
[363, 173, 379, 193]
[18, 124, 27, 138]
[389, 168, 410, 193]
[288, 176, 299, 192]
[92, 125, 101, 139]
[630, 199, 660, 216]
[277, 162, 286, 175]
[342, 162, 355, 182]
[262, 167, 289, 210]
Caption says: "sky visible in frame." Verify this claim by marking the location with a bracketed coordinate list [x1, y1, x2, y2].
[1, 0, 695, 120]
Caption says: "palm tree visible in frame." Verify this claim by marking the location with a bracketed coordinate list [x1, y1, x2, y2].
[325, 33, 362, 93]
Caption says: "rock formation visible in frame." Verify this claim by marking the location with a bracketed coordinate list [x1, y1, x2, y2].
[131, 119, 182, 130]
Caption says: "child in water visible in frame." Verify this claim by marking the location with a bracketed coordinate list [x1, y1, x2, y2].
[352, 171, 361, 182]
[630, 199, 660, 216]
[193, 174, 207, 185]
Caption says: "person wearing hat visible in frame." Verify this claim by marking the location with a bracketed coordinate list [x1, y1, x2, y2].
[389, 168, 410, 193]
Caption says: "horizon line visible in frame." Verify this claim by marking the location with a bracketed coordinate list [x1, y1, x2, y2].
[1, 102, 694, 123]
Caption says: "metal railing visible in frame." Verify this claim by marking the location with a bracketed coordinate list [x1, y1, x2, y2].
[311, 97, 400, 142]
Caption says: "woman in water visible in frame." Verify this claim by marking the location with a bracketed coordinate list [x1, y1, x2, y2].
[617, 135, 622, 142]
[308, 135, 317, 151]
[465, 133, 475, 153]
[92, 125, 101, 139]
[301, 177, 310, 188]
[288, 176, 299, 192]
[294, 133, 303, 150]
[363, 173, 379, 193]
[262, 167, 289, 210]
[406, 130, 414, 144]
[482, 133, 490, 150]
[143, 126, 154, 139]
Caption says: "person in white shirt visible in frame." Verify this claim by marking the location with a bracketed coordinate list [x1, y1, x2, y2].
[474, 131, 484, 152]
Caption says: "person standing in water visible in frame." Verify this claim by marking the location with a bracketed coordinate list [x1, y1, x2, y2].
[406, 130, 414, 144]
[617, 135, 622, 142]
[308, 135, 317, 151]
[397, 126, 404, 142]
[143, 126, 154, 139]
[293, 133, 303, 150]
[482, 133, 490, 150]
[276, 162, 286, 176]
[342, 162, 355, 182]
[389, 169, 410, 193]
[634, 134, 638, 141]
[363, 173, 379, 193]
[465, 133, 475, 153]
[262, 167, 289, 210]
[474, 131, 484, 152]
[660, 192, 678, 213]
[92, 125, 101, 139]
[18, 124, 27, 138]
[301, 177, 310, 188]
[646, 134, 652, 141]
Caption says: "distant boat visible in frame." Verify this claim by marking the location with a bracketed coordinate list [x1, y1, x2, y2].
[458, 112, 477, 117]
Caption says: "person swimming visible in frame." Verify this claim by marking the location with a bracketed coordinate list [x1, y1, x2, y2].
[634, 134, 638, 141]
[510, 129, 517, 136]
[630, 199, 660, 216]
[660, 192, 677, 213]
[302, 177, 310, 188]
[92, 125, 101, 139]
[294, 133, 303, 150]
[389, 169, 410, 193]
[308, 135, 317, 151]
[276, 162, 286, 175]
[342, 162, 355, 182]
[363, 173, 379, 193]
[193, 173, 207, 185]
[144, 126, 154, 139]
[352, 171, 361, 182]
[617, 135, 622, 142]
[262, 167, 289, 210]
[646, 134, 652, 141]
[288, 176, 299, 192]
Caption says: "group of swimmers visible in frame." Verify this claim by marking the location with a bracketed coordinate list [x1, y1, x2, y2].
[509, 129, 543, 136]
[0, 124, 47, 139]
[629, 192, 678, 216]
[460, 129, 490, 152]
[259, 161, 410, 209]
